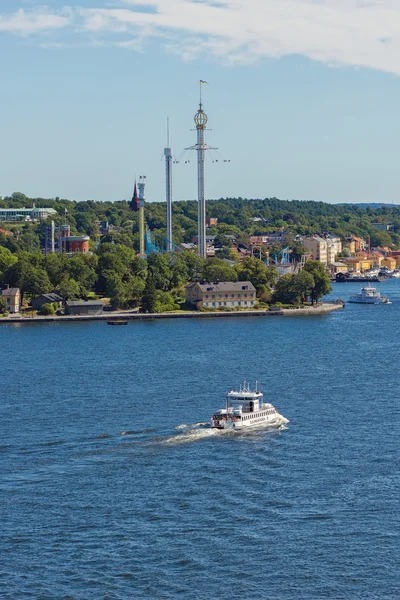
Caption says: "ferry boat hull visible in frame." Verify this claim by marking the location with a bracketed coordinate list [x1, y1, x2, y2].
[348, 286, 391, 305]
[211, 382, 288, 431]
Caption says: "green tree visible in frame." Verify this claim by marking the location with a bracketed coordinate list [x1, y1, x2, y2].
[141, 275, 157, 313]
[0, 247, 17, 281]
[147, 253, 172, 291]
[236, 256, 277, 290]
[274, 274, 299, 305]
[292, 270, 315, 303]
[0, 296, 9, 314]
[153, 291, 180, 313]
[303, 261, 332, 303]
[57, 277, 80, 300]
[21, 267, 52, 298]
[202, 258, 237, 283]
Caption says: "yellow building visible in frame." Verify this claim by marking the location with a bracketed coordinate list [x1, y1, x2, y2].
[185, 281, 256, 309]
[343, 258, 372, 271]
[381, 257, 396, 270]
[0, 286, 21, 313]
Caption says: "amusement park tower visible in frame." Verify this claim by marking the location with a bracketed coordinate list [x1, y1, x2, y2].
[138, 176, 146, 258]
[185, 81, 214, 258]
[164, 118, 173, 252]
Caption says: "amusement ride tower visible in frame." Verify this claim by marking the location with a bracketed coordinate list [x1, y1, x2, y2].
[137, 175, 146, 258]
[185, 81, 216, 259]
[164, 118, 173, 252]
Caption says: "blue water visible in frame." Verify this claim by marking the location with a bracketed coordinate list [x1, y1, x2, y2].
[1, 280, 399, 599]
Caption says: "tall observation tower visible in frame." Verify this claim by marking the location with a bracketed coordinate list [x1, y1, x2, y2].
[185, 81, 216, 259]
[164, 118, 173, 252]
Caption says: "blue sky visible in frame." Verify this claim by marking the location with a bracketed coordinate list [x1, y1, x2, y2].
[1, 0, 400, 204]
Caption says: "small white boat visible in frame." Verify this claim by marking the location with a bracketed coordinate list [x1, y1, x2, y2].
[348, 287, 391, 304]
[211, 381, 288, 430]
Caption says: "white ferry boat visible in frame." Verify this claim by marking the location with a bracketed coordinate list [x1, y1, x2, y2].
[211, 381, 288, 430]
[348, 286, 391, 305]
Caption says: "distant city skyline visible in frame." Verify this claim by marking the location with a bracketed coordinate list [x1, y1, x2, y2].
[1, 1, 400, 205]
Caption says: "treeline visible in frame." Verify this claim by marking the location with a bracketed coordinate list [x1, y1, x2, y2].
[2, 192, 400, 250]
[0, 245, 283, 311]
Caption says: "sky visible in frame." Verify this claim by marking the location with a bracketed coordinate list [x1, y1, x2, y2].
[1, 0, 400, 205]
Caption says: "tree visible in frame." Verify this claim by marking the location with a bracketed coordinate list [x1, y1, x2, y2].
[21, 267, 52, 298]
[274, 275, 299, 305]
[291, 270, 315, 303]
[0, 247, 17, 281]
[202, 258, 237, 283]
[303, 260, 332, 303]
[236, 256, 277, 290]
[141, 275, 157, 313]
[0, 297, 9, 314]
[57, 277, 80, 301]
[153, 291, 180, 313]
[147, 253, 173, 291]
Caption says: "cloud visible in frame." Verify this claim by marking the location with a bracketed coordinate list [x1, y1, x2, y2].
[2, 1, 400, 74]
[0, 7, 72, 35]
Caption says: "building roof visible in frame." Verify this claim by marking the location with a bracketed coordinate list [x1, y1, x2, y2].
[331, 262, 347, 267]
[35, 293, 63, 303]
[190, 281, 256, 293]
[65, 300, 105, 306]
[0, 287, 20, 296]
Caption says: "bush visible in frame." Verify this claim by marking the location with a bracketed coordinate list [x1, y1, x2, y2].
[40, 303, 55, 315]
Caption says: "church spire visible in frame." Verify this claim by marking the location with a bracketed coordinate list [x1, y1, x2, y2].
[130, 180, 140, 212]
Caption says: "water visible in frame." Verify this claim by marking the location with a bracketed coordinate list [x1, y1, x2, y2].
[1, 279, 399, 599]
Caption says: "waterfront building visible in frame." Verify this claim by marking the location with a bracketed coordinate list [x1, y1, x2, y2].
[0, 285, 21, 313]
[302, 234, 342, 266]
[32, 294, 63, 311]
[0, 207, 57, 222]
[368, 252, 384, 268]
[185, 281, 256, 309]
[342, 257, 372, 271]
[330, 262, 348, 274]
[381, 256, 396, 270]
[65, 300, 104, 315]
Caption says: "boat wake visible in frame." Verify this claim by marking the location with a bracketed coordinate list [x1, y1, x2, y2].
[164, 416, 289, 445]
[175, 422, 209, 430]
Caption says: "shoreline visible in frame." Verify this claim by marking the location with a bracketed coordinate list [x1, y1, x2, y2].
[0, 303, 344, 325]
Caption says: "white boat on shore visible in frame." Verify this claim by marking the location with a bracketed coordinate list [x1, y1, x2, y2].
[211, 381, 288, 430]
[348, 287, 391, 305]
